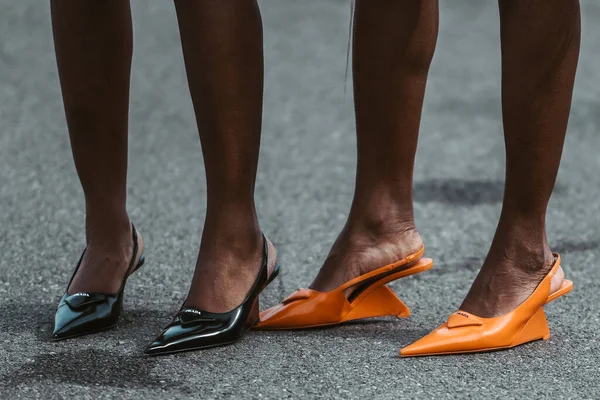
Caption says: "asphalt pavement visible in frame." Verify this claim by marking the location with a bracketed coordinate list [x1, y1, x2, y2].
[1, 1, 599, 399]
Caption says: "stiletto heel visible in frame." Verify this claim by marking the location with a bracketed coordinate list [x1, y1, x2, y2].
[247, 300, 260, 328]
[145, 234, 279, 356]
[52, 223, 145, 340]
[255, 248, 433, 330]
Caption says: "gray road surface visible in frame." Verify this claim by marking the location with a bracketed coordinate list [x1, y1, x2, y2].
[1, 1, 599, 399]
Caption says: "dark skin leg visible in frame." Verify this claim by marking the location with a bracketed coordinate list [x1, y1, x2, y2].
[52, 0, 273, 308]
[51, 0, 139, 294]
[311, 0, 578, 308]
[311, 0, 439, 292]
[174, 0, 275, 312]
[461, 0, 580, 317]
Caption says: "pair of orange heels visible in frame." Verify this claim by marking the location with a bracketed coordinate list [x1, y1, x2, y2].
[254, 247, 573, 356]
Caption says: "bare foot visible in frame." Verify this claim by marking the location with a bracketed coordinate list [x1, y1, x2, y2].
[310, 221, 424, 294]
[460, 242, 564, 318]
[67, 222, 144, 294]
[184, 230, 277, 313]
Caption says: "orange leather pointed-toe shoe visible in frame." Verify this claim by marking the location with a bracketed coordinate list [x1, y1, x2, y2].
[400, 254, 572, 357]
[254, 247, 433, 330]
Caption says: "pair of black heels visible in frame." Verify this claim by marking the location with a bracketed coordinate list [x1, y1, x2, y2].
[52, 224, 279, 356]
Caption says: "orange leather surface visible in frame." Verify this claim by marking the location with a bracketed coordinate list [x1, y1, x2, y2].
[254, 248, 433, 330]
[400, 253, 571, 357]
[546, 279, 573, 304]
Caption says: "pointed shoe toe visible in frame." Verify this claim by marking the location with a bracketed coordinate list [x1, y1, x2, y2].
[144, 341, 166, 356]
[399, 321, 480, 357]
[52, 293, 119, 340]
[400, 337, 437, 357]
[144, 309, 242, 355]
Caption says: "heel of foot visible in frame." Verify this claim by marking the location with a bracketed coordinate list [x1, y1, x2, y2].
[136, 255, 145, 269]
[267, 263, 281, 285]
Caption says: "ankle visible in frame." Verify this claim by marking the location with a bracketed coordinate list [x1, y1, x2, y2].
[346, 215, 417, 241]
[85, 210, 131, 247]
[347, 195, 415, 239]
[202, 213, 262, 260]
[487, 231, 554, 276]
[340, 211, 420, 255]
[353, 182, 413, 211]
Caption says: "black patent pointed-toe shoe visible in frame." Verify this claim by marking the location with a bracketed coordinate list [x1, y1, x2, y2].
[145, 234, 280, 356]
[52, 223, 145, 341]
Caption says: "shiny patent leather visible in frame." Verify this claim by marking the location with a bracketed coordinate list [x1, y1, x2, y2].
[255, 247, 433, 330]
[145, 234, 279, 356]
[400, 253, 573, 357]
[52, 224, 145, 340]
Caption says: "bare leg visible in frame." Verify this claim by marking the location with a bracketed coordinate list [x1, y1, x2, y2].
[311, 0, 439, 292]
[51, 0, 138, 294]
[461, 0, 580, 317]
[173, 0, 274, 312]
